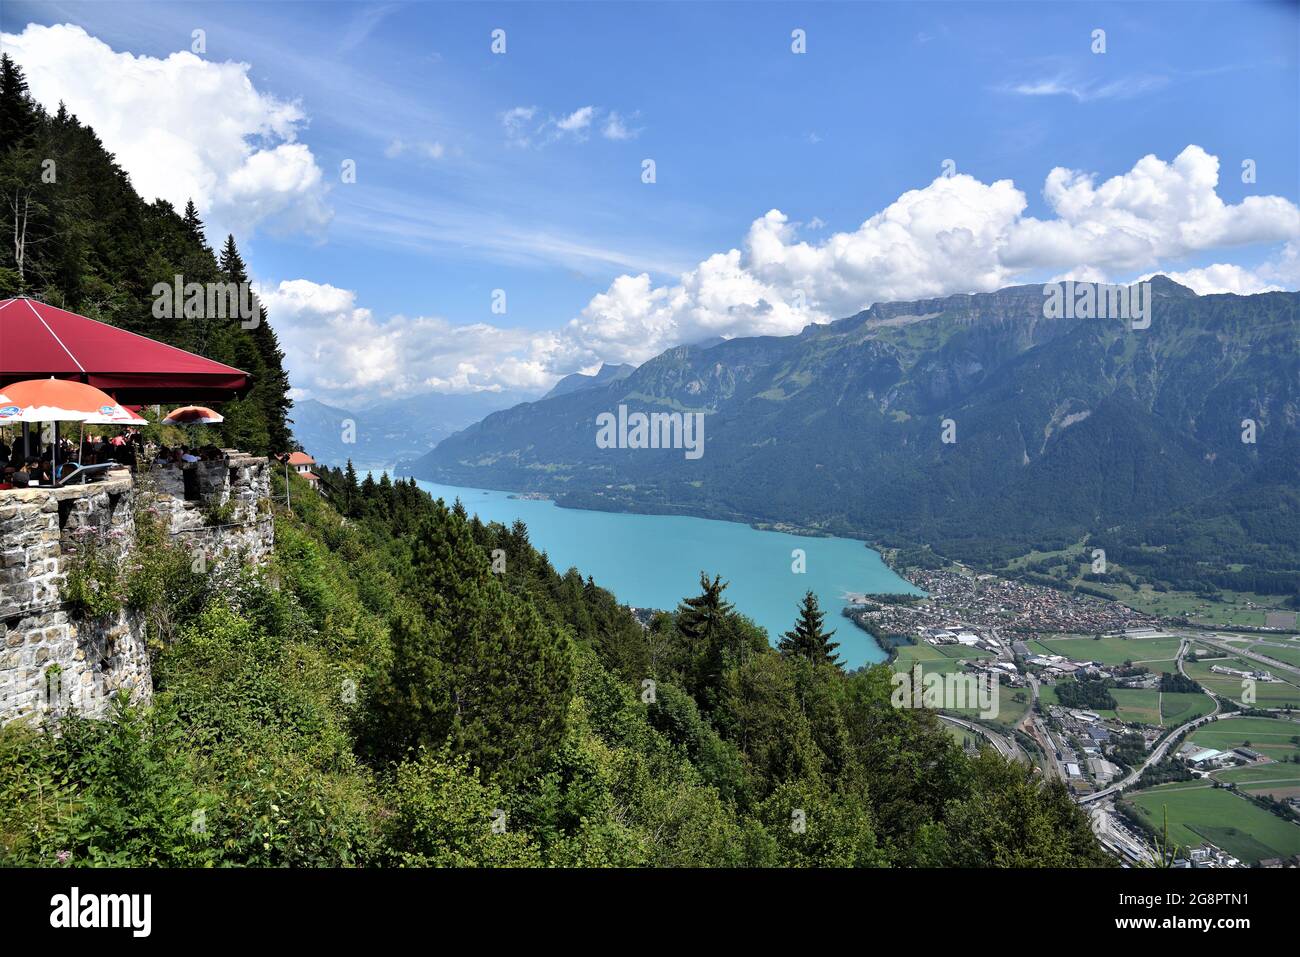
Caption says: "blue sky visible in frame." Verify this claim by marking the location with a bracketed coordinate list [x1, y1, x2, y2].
[3, 1, 1298, 401]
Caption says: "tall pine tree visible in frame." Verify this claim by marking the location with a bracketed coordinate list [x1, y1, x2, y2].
[778, 590, 841, 667]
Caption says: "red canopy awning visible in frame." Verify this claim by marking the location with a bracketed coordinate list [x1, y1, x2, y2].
[0, 297, 250, 403]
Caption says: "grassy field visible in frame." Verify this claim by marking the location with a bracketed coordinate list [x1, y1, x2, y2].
[1027, 635, 1182, 666]
[1160, 692, 1216, 726]
[945, 682, 1032, 729]
[935, 643, 994, 659]
[1198, 716, 1300, 799]
[1125, 782, 1300, 863]
[893, 641, 994, 671]
[1183, 657, 1300, 708]
[1189, 716, 1300, 758]
[1216, 762, 1300, 799]
[1038, 681, 1214, 727]
[1251, 641, 1300, 669]
[1109, 689, 1161, 724]
[892, 642, 945, 666]
[944, 722, 984, 750]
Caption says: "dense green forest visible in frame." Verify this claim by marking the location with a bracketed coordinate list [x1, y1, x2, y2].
[0, 54, 292, 454]
[0, 466, 1108, 866]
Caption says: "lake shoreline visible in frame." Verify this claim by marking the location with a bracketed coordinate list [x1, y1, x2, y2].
[410, 477, 924, 669]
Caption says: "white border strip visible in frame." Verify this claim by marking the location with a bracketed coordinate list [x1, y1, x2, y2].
[22, 298, 86, 373]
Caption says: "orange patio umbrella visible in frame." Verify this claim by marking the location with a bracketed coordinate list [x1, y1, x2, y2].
[0, 378, 145, 424]
[161, 405, 224, 425]
[0, 378, 145, 484]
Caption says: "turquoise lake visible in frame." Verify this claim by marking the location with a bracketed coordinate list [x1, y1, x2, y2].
[415, 480, 922, 670]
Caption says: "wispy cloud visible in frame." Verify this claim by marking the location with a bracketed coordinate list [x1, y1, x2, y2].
[1001, 72, 1170, 102]
[503, 104, 643, 147]
[385, 138, 447, 160]
[335, 188, 691, 276]
[337, 2, 402, 54]
[556, 105, 596, 135]
[602, 110, 642, 141]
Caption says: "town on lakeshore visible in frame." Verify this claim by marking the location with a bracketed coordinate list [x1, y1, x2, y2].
[845, 556, 1300, 868]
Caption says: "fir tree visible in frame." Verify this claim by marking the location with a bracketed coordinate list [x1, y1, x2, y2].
[343, 460, 359, 517]
[778, 590, 841, 667]
[0, 53, 36, 144]
[677, 572, 739, 704]
[181, 199, 208, 250]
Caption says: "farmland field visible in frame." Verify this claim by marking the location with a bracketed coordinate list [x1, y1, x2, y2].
[944, 682, 1032, 729]
[1183, 658, 1300, 708]
[1036, 682, 1206, 727]
[1159, 692, 1216, 726]
[1028, 635, 1182, 666]
[1082, 582, 1293, 628]
[1216, 762, 1300, 798]
[1125, 783, 1300, 863]
[1251, 642, 1300, 669]
[1190, 716, 1300, 758]
[935, 643, 994, 660]
[1109, 689, 1161, 724]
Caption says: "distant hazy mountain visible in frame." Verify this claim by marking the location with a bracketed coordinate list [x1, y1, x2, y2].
[403, 277, 1300, 591]
[291, 390, 533, 471]
[543, 363, 635, 400]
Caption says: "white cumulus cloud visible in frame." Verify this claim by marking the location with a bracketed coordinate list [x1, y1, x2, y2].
[2, 22, 331, 240]
[257, 146, 1300, 398]
[259, 279, 560, 403]
[558, 145, 1300, 367]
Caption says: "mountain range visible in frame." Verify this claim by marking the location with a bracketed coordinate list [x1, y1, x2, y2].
[543, 363, 635, 399]
[402, 277, 1300, 593]
[291, 390, 532, 471]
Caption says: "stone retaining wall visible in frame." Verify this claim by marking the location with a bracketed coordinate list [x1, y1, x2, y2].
[0, 452, 272, 726]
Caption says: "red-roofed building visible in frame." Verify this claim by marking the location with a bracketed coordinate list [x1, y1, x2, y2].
[285, 451, 319, 490]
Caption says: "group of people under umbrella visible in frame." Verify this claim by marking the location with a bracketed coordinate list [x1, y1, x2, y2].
[0, 377, 224, 490]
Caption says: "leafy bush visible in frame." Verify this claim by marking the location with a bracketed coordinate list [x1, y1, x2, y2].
[61, 527, 126, 619]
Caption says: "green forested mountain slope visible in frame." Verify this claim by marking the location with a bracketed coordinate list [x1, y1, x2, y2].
[1, 468, 1107, 867]
[408, 278, 1300, 593]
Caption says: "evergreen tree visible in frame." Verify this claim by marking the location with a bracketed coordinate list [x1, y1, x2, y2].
[343, 460, 359, 517]
[181, 199, 208, 250]
[778, 590, 841, 666]
[0, 53, 36, 144]
[368, 504, 574, 782]
[677, 572, 744, 705]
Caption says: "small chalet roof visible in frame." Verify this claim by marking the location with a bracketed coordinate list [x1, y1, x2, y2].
[287, 451, 315, 466]
[0, 297, 250, 403]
